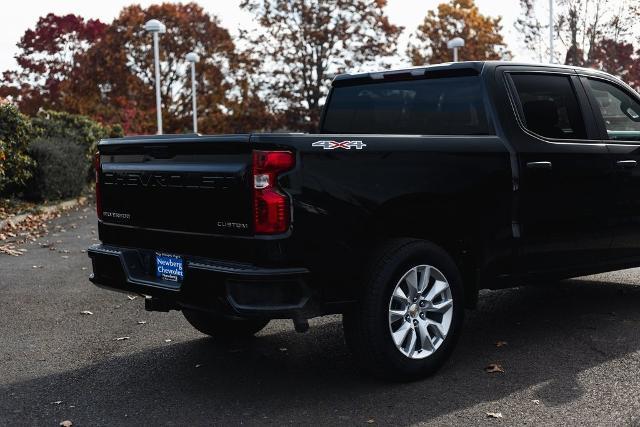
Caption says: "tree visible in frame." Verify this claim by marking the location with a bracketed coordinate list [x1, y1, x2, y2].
[241, 0, 402, 131]
[408, 0, 510, 66]
[591, 39, 636, 82]
[515, 0, 545, 62]
[516, 0, 639, 74]
[63, 3, 272, 135]
[0, 14, 107, 115]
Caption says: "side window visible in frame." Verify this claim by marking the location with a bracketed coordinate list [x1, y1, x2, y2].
[510, 73, 587, 140]
[587, 78, 640, 142]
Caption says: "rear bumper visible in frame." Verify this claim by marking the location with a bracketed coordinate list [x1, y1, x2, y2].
[87, 244, 313, 319]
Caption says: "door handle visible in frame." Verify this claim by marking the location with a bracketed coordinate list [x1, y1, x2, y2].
[616, 160, 637, 168]
[526, 161, 552, 170]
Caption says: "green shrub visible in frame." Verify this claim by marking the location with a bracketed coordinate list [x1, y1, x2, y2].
[0, 104, 36, 195]
[31, 110, 124, 158]
[0, 139, 6, 180]
[26, 138, 87, 201]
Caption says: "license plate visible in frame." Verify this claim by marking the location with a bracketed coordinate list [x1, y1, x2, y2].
[155, 253, 184, 282]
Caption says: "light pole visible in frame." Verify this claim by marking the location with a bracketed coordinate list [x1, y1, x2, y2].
[447, 37, 465, 62]
[144, 19, 166, 135]
[549, 0, 554, 63]
[185, 52, 199, 134]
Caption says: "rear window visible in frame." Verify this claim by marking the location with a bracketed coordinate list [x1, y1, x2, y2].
[321, 76, 490, 135]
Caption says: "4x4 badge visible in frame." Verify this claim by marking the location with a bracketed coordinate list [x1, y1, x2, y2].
[312, 140, 366, 150]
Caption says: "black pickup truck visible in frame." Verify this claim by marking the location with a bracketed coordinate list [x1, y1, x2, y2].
[89, 61, 640, 379]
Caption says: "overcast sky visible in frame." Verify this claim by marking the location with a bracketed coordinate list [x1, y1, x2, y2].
[0, 0, 529, 73]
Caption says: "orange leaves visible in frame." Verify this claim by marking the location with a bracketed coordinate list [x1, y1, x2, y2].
[408, 0, 510, 65]
[108, 3, 266, 134]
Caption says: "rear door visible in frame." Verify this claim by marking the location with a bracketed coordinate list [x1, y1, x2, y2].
[581, 75, 640, 261]
[501, 68, 614, 273]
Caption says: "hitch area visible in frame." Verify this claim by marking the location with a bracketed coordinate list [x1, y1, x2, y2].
[292, 315, 310, 333]
[145, 296, 179, 312]
[145, 295, 312, 333]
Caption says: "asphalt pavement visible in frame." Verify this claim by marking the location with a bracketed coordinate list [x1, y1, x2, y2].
[1, 204, 640, 426]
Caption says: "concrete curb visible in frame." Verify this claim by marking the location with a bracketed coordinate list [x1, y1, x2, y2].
[0, 196, 87, 232]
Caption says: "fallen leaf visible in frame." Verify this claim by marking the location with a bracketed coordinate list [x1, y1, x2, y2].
[0, 244, 22, 256]
[495, 341, 508, 348]
[486, 412, 503, 419]
[114, 336, 130, 341]
[485, 363, 504, 374]
[60, 421, 73, 427]
[532, 399, 540, 405]
[80, 311, 93, 315]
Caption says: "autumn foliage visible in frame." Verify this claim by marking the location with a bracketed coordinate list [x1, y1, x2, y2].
[66, 3, 276, 135]
[0, 14, 107, 116]
[1, 0, 639, 139]
[408, 0, 510, 65]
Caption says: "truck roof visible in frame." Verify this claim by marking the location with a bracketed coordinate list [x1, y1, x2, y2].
[332, 60, 614, 86]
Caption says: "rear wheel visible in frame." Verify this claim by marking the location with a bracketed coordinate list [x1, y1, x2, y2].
[343, 239, 464, 380]
[182, 309, 269, 339]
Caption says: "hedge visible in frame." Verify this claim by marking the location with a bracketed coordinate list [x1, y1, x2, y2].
[0, 104, 36, 195]
[0, 107, 124, 199]
[31, 110, 124, 158]
[26, 138, 87, 201]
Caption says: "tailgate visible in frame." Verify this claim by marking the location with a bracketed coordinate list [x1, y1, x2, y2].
[98, 135, 253, 237]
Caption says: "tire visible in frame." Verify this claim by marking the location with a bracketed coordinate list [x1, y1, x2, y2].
[343, 238, 464, 380]
[182, 309, 269, 339]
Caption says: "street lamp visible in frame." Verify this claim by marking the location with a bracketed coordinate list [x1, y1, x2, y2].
[144, 19, 166, 135]
[185, 52, 199, 134]
[447, 37, 465, 62]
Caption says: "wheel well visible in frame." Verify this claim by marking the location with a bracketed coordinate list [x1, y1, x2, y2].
[364, 196, 480, 308]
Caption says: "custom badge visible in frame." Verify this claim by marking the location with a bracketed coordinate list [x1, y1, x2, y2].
[312, 140, 366, 150]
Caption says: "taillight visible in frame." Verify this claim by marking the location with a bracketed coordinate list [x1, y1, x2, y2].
[94, 152, 103, 220]
[252, 150, 295, 234]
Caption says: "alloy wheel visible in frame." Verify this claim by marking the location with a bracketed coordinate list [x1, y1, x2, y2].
[387, 265, 454, 359]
